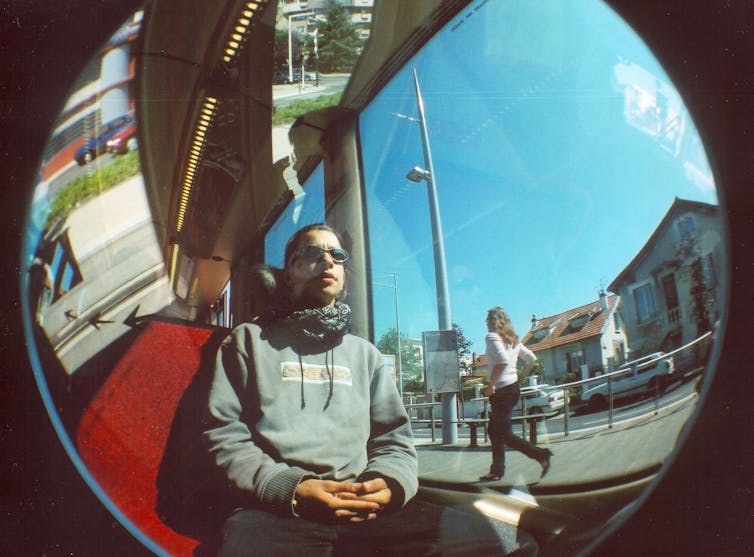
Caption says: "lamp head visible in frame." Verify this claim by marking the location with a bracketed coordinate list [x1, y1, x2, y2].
[406, 166, 430, 182]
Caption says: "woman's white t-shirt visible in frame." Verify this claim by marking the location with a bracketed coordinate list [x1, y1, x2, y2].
[485, 332, 537, 389]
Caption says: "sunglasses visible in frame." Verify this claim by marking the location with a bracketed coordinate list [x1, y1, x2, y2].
[291, 245, 349, 264]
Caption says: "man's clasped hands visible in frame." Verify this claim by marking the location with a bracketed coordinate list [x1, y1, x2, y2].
[294, 477, 392, 523]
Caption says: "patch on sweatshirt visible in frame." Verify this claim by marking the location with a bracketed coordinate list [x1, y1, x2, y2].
[280, 362, 353, 386]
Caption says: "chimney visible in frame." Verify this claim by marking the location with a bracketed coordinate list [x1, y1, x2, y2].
[599, 290, 608, 311]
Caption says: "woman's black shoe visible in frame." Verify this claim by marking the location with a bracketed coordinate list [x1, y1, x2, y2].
[479, 472, 503, 482]
[539, 449, 553, 478]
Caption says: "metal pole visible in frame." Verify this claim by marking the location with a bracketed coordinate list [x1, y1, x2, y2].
[313, 29, 319, 87]
[287, 16, 293, 84]
[412, 68, 451, 329]
[607, 373, 614, 428]
[393, 273, 403, 397]
[412, 68, 457, 444]
[374, 276, 402, 396]
[287, 12, 313, 85]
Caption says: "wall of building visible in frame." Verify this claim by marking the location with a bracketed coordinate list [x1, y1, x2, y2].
[615, 205, 724, 355]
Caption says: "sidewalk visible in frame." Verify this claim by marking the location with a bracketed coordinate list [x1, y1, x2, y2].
[272, 72, 350, 102]
[416, 394, 698, 488]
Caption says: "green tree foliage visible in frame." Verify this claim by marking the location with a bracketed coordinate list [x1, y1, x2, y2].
[689, 257, 713, 334]
[272, 93, 342, 126]
[376, 328, 424, 392]
[274, 28, 309, 74]
[315, 0, 363, 72]
[675, 224, 717, 338]
[452, 322, 473, 375]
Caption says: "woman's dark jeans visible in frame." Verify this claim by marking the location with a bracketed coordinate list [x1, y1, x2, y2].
[487, 382, 547, 475]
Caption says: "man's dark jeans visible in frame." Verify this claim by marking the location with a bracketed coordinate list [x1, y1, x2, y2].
[217, 498, 537, 556]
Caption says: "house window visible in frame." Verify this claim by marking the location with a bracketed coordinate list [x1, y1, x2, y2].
[662, 273, 680, 325]
[633, 283, 657, 323]
[661, 273, 679, 309]
[210, 283, 231, 327]
[613, 341, 626, 365]
[566, 349, 584, 374]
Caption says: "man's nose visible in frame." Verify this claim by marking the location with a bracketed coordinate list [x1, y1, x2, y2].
[316, 251, 335, 267]
[321, 251, 336, 265]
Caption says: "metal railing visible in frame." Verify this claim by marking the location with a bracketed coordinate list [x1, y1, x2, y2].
[404, 332, 712, 442]
[552, 331, 712, 435]
[404, 397, 550, 444]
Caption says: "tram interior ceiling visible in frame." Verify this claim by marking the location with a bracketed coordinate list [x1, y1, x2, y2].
[135, 0, 462, 318]
[137, 0, 280, 312]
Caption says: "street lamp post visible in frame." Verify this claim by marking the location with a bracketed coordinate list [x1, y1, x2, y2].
[287, 11, 313, 84]
[406, 68, 458, 444]
[374, 273, 402, 397]
[312, 28, 319, 87]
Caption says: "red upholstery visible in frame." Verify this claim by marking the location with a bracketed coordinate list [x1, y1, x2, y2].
[76, 320, 216, 556]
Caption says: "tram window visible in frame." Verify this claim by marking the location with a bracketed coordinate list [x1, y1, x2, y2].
[359, 0, 723, 489]
[264, 163, 325, 268]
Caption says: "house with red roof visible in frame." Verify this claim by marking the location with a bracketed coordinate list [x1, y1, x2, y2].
[520, 292, 628, 382]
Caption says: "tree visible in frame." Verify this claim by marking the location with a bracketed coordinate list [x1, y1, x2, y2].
[274, 28, 306, 76]
[376, 328, 424, 392]
[315, 0, 363, 72]
[688, 256, 714, 334]
[452, 322, 473, 376]
[675, 224, 717, 338]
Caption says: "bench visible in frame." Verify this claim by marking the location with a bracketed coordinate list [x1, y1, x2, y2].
[456, 419, 488, 447]
[456, 412, 558, 447]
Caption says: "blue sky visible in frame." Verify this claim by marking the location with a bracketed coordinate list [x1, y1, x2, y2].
[359, 0, 718, 355]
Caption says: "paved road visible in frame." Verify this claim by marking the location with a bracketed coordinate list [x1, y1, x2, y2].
[273, 73, 350, 107]
[415, 389, 697, 488]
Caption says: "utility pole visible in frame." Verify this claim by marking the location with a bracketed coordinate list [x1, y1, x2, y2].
[411, 68, 457, 444]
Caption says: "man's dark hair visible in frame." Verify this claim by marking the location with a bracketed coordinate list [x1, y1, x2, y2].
[283, 223, 344, 268]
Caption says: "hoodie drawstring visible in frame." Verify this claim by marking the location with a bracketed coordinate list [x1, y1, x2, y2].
[298, 353, 306, 410]
[298, 349, 335, 411]
[323, 349, 334, 411]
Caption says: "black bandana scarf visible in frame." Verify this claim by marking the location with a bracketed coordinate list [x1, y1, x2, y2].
[281, 301, 351, 348]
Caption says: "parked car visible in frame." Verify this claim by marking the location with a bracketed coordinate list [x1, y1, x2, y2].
[515, 384, 566, 416]
[273, 69, 302, 84]
[74, 113, 134, 165]
[105, 120, 137, 154]
[579, 352, 675, 411]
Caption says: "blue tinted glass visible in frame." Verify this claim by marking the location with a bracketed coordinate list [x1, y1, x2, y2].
[265, 163, 325, 267]
[360, 0, 718, 362]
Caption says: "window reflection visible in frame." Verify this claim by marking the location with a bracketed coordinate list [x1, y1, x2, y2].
[359, 0, 722, 485]
[265, 165, 326, 267]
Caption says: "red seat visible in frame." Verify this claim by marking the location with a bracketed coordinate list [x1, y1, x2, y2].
[76, 320, 222, 556]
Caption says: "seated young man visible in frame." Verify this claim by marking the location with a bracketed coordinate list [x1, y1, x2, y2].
[203, 223, 535, 557]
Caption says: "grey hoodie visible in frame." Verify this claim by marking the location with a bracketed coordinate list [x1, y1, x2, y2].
[203, 320, 418, 517]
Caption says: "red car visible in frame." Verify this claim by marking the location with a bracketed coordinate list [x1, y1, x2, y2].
[105, 121, 138, 154]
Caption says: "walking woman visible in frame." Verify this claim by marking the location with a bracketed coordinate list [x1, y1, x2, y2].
[480, 307, 552, 482]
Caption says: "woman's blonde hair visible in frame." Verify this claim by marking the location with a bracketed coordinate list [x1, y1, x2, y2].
[488, 306, 519, 347]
